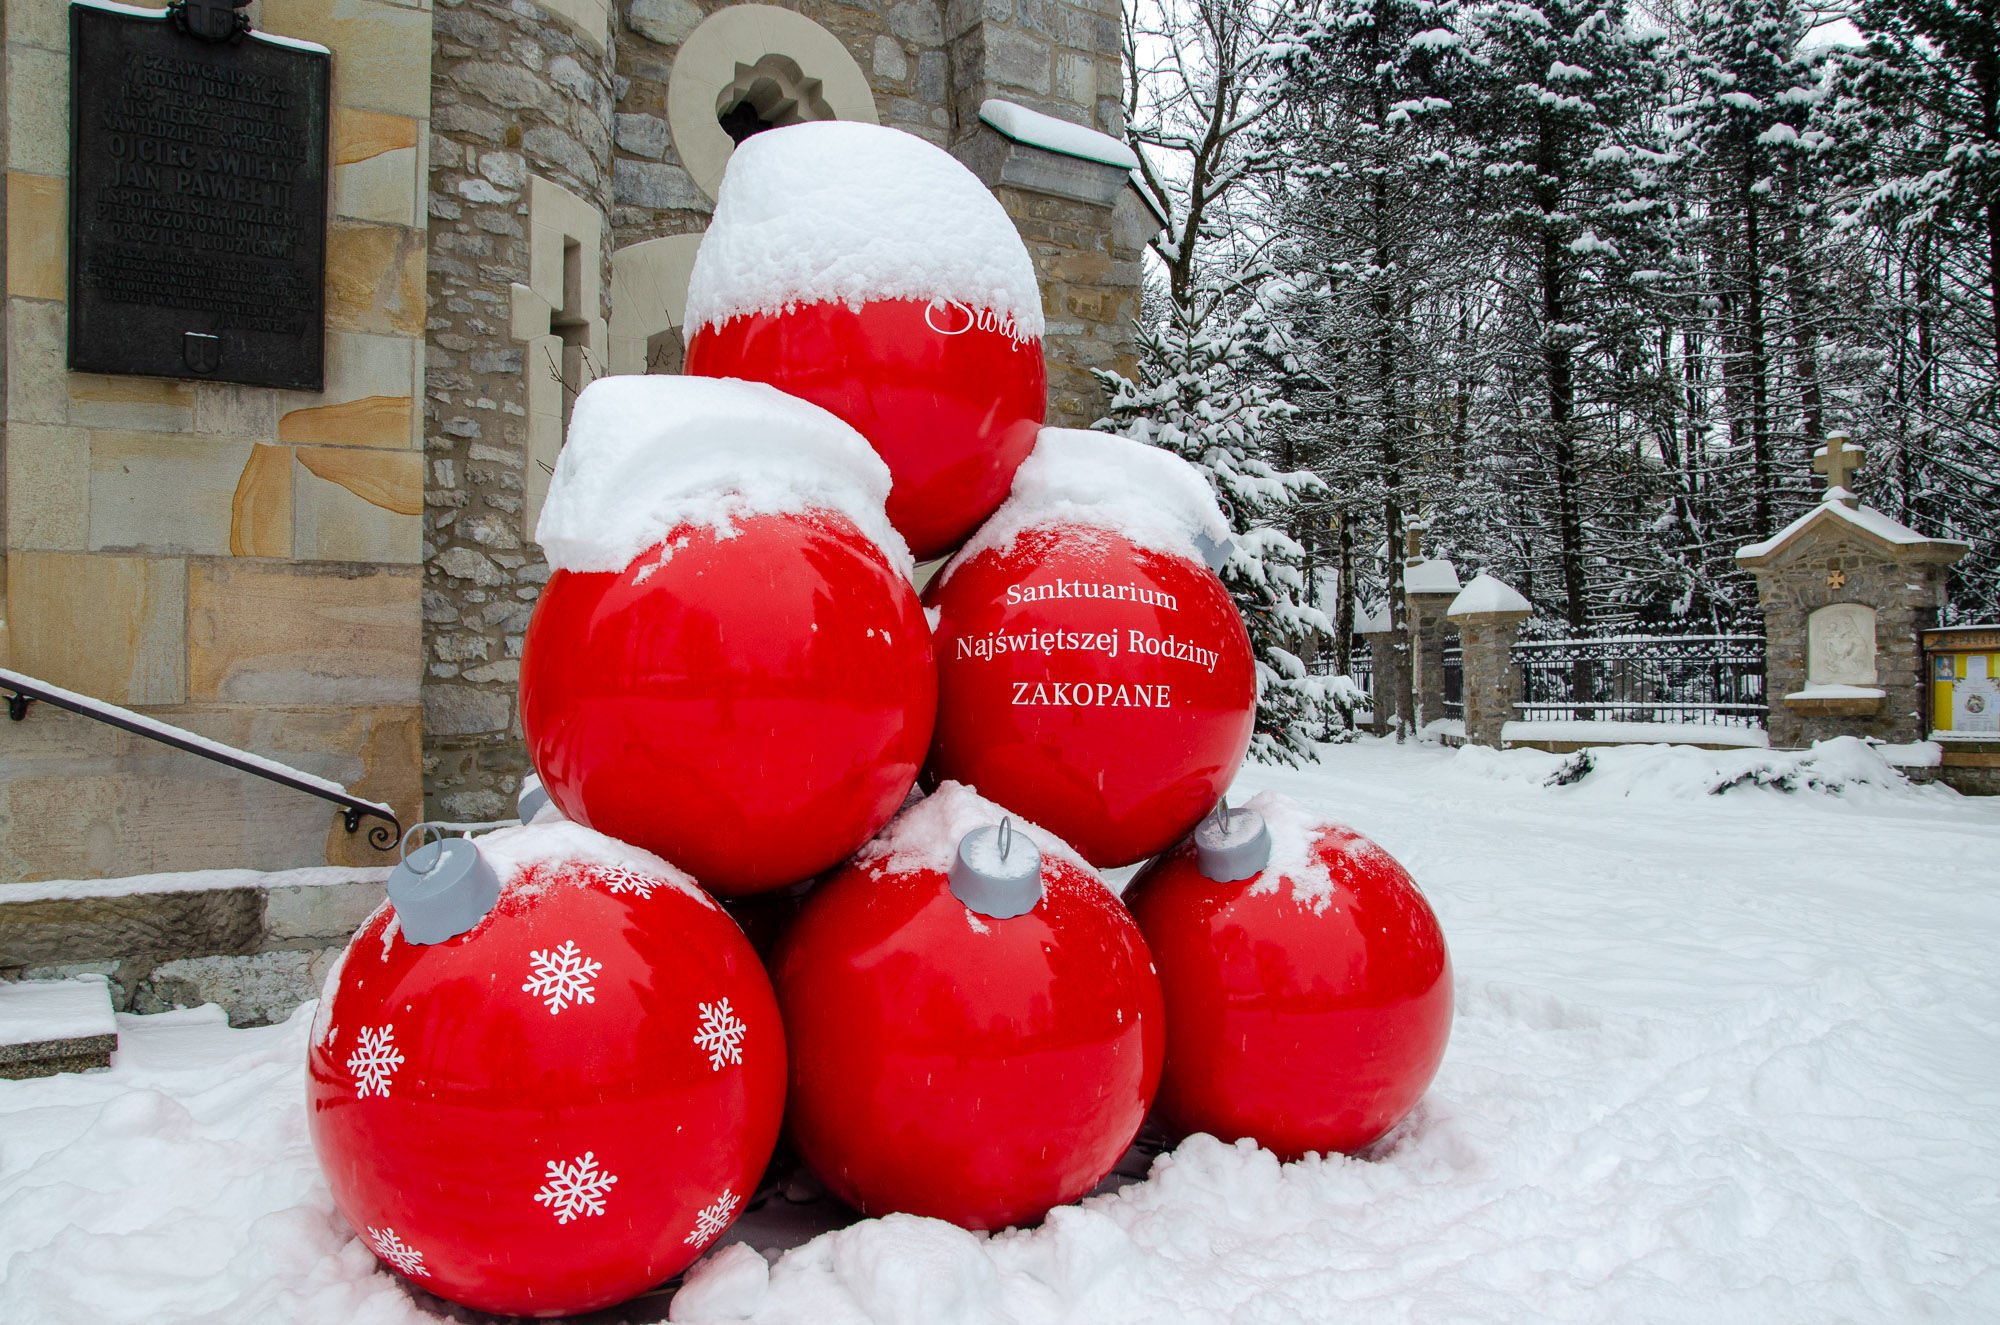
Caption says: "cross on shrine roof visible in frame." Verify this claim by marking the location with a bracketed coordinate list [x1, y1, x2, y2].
[1813, 433, 1864, 496]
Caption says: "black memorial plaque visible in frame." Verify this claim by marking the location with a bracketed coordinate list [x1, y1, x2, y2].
[69, 2, 329, 390]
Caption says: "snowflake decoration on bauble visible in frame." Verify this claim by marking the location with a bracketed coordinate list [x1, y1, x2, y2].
[692, 998, 747, 1070]
[522, 940, 602, 1015]
[592, 864, 659, 899]
[366, 1226, 430, 1278]
[534, 1151, 619, 1224]
[346, 1025, 405, 1099]
[685, 1187, 740, 1247]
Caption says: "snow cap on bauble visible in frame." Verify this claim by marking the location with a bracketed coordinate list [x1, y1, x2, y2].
[857, 780, 1094, 883]
[943, 428, 1232, 581]
[684, 121, 1044, 342]
[534, 374, 912, 580]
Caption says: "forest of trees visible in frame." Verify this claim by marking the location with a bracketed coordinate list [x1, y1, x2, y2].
[1103, 0, 1999, 752]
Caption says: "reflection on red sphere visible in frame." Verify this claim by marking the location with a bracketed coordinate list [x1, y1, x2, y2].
[923, 526, 1256, 867]
[307, 855, 786, 1317]
[771, 845, 1164, 1230]
[1123, 821, 1452, 1160]
[685, 298, 1045, 561]
[519, 511, 937, 896]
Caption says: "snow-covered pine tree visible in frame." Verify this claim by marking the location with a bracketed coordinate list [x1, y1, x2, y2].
[1097, 277, 1337, 764]
[1823, 0, 2000, 620]
[1453, 0, 1673, 631]
[1260, 0, 1477, 733]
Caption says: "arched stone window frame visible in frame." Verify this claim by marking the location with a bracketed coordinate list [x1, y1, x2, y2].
[665, 5, 880, 201]
[509, 176, 608, 535]
[609, 234, 703, 376]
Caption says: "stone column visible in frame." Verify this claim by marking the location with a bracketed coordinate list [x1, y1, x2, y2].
[1406, 590, 1459, 730]
[1361, 627, 1400, 738]
[1449, 603, 1532, 749]
[424, 0, 616, 821]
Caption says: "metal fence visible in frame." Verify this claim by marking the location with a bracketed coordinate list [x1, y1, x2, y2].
[1442, 644, 1463, 720]
[1512, 634, 1767, 728]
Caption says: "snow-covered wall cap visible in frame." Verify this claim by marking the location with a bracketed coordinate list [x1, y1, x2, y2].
[475, 819, 718, 912]
[1404, 557, 1462, 595]
[1735, 495, 1970, 564]
[684, 121, 1044, 342]
[940, 428, 1230, 582]
[857, 780, 1095, 882]
[535, 375, 913, 581]
[979, 99, 1141, 170]
[1354, 600, 1392, 634]
[1447, 571, 1533, 620]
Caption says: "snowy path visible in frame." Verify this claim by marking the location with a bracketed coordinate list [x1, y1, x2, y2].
[4, 739, 1998, 1323]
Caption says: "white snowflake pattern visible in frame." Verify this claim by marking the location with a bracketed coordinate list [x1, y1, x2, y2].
[346, 1025, 405, 1099]
[366, 1226, 430, 1278]
[533, 1151, 619, 1224]
[592, 865, 659, 899]
[522, 940, 602, 1015]
[692, 998, 747, 1071]
[685, 1188, 740, 1247]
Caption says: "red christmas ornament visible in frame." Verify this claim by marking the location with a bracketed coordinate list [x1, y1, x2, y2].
[686, 299, 1044, 561]
[1122, 795, 1452, 1160]
[680, 122, 1048, 561]
[521, 511, 935, 895]
[307, 824, 787, 1317]
[521, 375, 935, 897]
[771, 784, 1164, 1230]
[925, 527, 1256, 866]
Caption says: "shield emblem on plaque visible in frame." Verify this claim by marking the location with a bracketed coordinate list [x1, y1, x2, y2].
[183, 332, 221, 375]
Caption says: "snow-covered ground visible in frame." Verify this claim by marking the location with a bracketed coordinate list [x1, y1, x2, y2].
[5, 737, 1999, 1323]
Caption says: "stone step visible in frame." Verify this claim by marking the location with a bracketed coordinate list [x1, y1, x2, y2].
[0, 974, 118, 1079]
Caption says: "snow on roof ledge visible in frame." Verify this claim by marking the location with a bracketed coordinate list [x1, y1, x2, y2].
[1448, 571, 1533, 618]
[979, 100, 1141, 171]
[1736, 492, 1970, 563]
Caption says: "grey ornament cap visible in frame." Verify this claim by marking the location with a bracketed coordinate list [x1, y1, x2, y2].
[388, 826, 502, 944]
[1192, 529, 1233, 573]
[517, 772, 553, 824]
[1194, 804, 1271, 882]
[948, 819, 1044, 919]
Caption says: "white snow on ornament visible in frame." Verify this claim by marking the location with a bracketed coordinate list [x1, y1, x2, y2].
[940, 429, 1231, 584]
[535, 375, 913, 583]
[1237, 790, 1393, 915]
[472, 817, 722, 913]
[534, 1151, 618, 1224]
[858, 779, 1096, 883]
[684, 121, 1044, 341]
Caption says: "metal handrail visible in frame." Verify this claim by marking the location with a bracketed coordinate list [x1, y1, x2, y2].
[1, 666, 400, 851]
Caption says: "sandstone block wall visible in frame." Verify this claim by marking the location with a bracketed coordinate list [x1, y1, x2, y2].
[0, 0, 430, 882]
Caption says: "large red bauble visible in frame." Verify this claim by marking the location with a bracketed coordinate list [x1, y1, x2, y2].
[1122, 808, 1452, 1159]
[307, 838, 786, 1316]
[519, 510, 936, 896]
[923, 526, 1256, 867]
[770, 799, 1164, 1230]
[684, 299, 1045, 561]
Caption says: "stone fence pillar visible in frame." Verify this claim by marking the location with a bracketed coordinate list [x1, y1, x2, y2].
[1447, 573, 1534, 748]
[1404, 557, 1460, 731]
[1359, 621, 1400, 738]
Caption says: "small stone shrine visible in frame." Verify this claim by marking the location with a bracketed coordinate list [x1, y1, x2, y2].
[1735, 434, 1968, 750]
